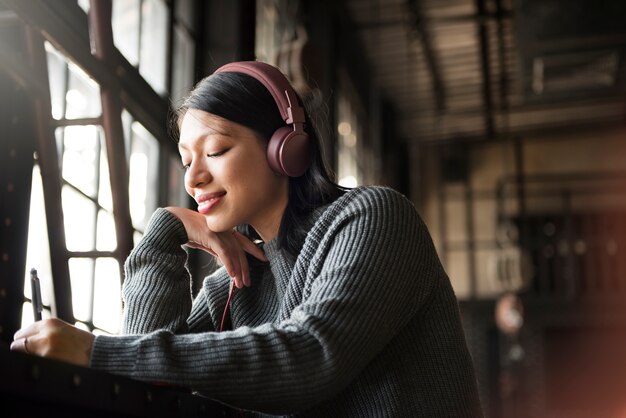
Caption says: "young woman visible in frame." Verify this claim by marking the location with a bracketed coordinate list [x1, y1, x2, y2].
[12, 61, 483, 417]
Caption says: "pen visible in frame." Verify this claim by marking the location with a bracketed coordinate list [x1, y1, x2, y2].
[30, 268, 43, 321]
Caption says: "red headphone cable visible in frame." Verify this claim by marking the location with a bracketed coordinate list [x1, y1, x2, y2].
[219, 279, 237, 332]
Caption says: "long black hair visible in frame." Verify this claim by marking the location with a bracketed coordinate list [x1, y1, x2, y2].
[173, 70, 346, 259]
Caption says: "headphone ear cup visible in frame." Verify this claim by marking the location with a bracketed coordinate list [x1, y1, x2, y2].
[267, 127, 312, 177]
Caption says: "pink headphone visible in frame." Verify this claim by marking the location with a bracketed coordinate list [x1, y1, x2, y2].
[213, 61, 312, 177]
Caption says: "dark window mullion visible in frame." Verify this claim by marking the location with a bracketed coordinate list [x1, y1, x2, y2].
[87, 131, 101, 330]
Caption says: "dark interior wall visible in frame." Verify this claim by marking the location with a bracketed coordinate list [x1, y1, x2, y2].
[197, 0, 256, 74]
[0, 59, 35, 343]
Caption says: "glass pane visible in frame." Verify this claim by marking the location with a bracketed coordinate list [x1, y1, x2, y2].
[93, 258, 121, 333]
[77, 0, 90, 13]
[129, 122, 159, 230]
[75, 321, 90, 331]
[98, 135, 113, 211]
[96, 210, 117, 251]
[134, 230, 143, 246]
[65, 62, 101, 119]
[45, 42, 67, 120]
[112, 0, 140, 66]
[21, 303, 52, 329]
[168, 153, 188, 207]
[62, 186, 96, 251]
[121, 109, 133, 160]
[175, 0, 195, 31]
[139, 0, 169, 95]
[255, 0, 279, 65]
[171, 24, 195, 103]
[68, 258, 94, 322]
[61, 125, 100, 197]
[25, 164, 53, 307]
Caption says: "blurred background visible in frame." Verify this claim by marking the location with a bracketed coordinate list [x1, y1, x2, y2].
[1, 1, 625, 417]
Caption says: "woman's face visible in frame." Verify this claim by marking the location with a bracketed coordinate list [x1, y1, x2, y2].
[178, 109, 289, 240]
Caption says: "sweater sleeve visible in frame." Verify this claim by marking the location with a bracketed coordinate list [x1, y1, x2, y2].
[118, 208, 219, 334]
[90, 188, 442, 414]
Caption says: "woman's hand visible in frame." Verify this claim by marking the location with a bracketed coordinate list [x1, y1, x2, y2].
[165, 207, 268, 288]
[10, 318, 95, 367]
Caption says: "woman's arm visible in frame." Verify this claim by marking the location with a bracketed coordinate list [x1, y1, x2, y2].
[122, 207, 267, 334]
[121, 208, 194, 334]
[90, 188, 443, 413]
[9, 209, 244, 363]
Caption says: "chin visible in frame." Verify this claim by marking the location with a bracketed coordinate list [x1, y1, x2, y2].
[205, 218, 237, 234]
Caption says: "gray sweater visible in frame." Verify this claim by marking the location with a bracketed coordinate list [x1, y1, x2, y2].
[90, 186, 483, 417]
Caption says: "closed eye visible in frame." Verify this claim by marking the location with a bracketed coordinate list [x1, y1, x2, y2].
[207, 149, 228, 158]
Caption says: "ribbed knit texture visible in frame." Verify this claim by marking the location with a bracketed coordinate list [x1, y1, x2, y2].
[90, 186, 483, 417]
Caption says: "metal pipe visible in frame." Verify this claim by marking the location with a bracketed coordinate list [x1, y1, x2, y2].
[88, 0, 134, 279]
[24, 27, 74, 322]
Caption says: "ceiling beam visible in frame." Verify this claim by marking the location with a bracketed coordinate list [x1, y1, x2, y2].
[475, 0, 495, 139]
[408, 0, 445, 112]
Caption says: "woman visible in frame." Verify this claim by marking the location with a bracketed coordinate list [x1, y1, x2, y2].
[12, 61, 483, 417]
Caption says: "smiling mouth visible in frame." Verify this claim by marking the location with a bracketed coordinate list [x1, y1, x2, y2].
[197, 192, 226, 214]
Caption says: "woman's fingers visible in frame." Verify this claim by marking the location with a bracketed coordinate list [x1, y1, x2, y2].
[13, 321, 40, 341]
[10, 318, 94, 366]
[167, 206, 268, 287]
[210, 236, 245, 288]
[237, 243, 251, 287]
[185, 241, 218, 257]
[232, 231, 268, 262]
[10, 335, 31, 354]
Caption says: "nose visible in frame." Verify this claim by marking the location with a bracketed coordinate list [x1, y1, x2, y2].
[184, 158, 212, 192]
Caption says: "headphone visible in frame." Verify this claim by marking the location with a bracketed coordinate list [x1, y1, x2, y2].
[213, 61, 312, 177]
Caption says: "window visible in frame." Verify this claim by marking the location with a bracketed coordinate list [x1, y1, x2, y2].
[171, 0, 196, 102]
[336, 79, 363, 188]
[21, 0, 194, 333]
[112, 0, 170, 96]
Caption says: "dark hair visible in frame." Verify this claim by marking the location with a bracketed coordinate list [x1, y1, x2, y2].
[174, 71, 346, 259]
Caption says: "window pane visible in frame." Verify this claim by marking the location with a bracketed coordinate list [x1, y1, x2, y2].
[140, 0, 169, 95]
[68, 258, 94, 322]
[75, 321, 90, 331]
[45, 42, 68, 120]
[134, 230, 143, 246]
[129, 122, 159, 230]
[25, 164, 53, 307]
[62, 186, 96, 251]
[93, 258, 121, 333]
[171, 24, 195, 102]
[255, 0, 280, 65]
[112, 0, 140, 66]
[96, 210, 117, 251]
[21, 303, 51, 328]
[61, 125, 100, 197]
[98, 137, 113, 211]
[175, 0, 195, 32]
[121, 109, 133, 162]
[65, 62, 101, 119]
[77, 0, 90, 14]
[168, 153, 188, 207]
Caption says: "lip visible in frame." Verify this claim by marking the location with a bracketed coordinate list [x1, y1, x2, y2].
[196, 191, 226, 214]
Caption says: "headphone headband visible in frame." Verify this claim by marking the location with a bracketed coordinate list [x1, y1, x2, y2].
[211, 61, 312, 177]
[214, 61, 306, 125]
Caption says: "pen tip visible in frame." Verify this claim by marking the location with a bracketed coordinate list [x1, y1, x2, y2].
[30, 268, 37, 275]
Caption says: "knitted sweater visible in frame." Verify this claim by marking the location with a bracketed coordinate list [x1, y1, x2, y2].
[90, 186, 483, 417]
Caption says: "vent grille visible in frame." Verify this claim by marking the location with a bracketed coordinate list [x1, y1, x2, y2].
[532, 50, 619, 94]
